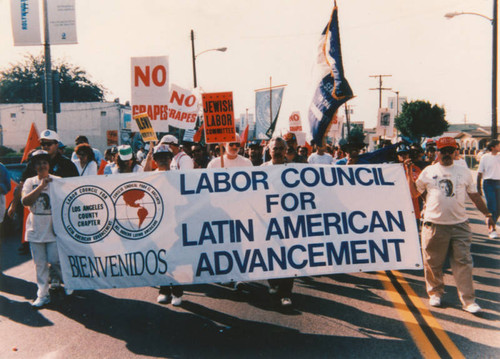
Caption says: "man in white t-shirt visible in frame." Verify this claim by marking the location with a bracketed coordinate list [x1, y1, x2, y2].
[160, 134, 194, 170]
[308, 142, 334, 165]
[408, 137, 493, 314]
[207, 133, 253, 169]
[477, 139, 500, 238]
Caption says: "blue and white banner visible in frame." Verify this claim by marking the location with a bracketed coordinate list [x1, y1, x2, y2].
[51, 164, 421, 290]
[255, 87, 284, 140]
[308, 3, 353, 145]
[10, 0, 42, 46]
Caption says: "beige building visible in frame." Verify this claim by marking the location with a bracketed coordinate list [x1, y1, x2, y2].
[0, 102, 131, 152]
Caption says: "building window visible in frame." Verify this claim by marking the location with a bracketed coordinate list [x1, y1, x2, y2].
[101, 111, 107, 117]
[10, 113, 16, 118]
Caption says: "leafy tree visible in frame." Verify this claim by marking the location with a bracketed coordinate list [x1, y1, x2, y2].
[0, 145, 15, 157]
[395, 100, 448, 143]
[0, 54, 106, 103]
[348, 125, 365, 146]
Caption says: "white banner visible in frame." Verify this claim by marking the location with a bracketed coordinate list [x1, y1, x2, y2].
[10, 0, 42, 46]
[47, 0, 77, 45]
[51, 164, 421, 290]
[167, 84, 198, 130]
[131, 56, 170, 132]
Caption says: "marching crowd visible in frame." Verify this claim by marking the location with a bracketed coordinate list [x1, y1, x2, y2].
[0, 129, 498, 313]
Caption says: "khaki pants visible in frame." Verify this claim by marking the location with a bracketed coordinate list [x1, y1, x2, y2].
[421, 221, 475, 306]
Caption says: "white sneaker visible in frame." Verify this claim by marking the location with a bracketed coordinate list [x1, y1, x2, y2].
[429, 295, 441, 307]
[464, 303, 482, 314]
[32, 295, 51, 308]
[280, 297, 292, 306]
[489, 230, 498, 239]
[171, 295, 182, 306]
[65, 288, 74, 296]
[157, 294, 169, 304]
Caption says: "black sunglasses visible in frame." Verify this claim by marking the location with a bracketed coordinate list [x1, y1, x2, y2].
[439, 148, 455, 155]
[40, 142, 56, 147]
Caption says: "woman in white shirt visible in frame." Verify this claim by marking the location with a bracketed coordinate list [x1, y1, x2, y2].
[22, 150, 65, 307]
[73, 143, 98, 176]
[112, 145, 144, 174]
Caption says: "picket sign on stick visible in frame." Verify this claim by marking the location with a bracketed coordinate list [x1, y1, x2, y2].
[133, 113, 158, 143]
[202, 91, 236, 167]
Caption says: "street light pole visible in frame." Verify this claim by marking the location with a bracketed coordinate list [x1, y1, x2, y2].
[190, 29, 227, 89]
[493, 0, 498, 139]
[445, 0, 498, 139]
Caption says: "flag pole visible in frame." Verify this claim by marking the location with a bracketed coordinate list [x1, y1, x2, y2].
[269, 76, 272, 134]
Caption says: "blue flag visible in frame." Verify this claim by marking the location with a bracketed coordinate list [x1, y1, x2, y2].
[255, 87, 285, 139]
[308, 3, 353, 144]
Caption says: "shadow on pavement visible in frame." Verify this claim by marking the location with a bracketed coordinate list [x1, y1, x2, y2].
[0, 233, 31, 273]
[44, 288, 422, 358]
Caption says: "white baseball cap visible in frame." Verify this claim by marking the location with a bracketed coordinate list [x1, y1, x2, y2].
[160, 134, 178, 145]
[40, 129, 60, 142]
[153, 144, 171, 154]
[117, 145, 133, 161]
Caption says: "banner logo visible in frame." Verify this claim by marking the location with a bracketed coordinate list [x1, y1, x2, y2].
[111, 181, 164, 240]
[61, 186, 115, 244]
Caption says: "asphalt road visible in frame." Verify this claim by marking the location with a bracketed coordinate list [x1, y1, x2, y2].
[0, 202, 499, 359]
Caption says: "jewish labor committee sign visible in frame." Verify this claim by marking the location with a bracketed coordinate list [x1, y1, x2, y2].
[51, 164, 422, 290]
[202, 91, 236, 144]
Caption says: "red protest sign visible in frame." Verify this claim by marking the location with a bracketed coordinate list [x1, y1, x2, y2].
[202, 92, 236, 144]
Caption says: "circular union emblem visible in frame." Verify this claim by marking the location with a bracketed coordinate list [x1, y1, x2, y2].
[111, 181, 164, 240]
[61, 185, 115, 244]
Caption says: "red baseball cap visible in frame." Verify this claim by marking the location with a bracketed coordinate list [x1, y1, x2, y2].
[436, 137, 457, 149]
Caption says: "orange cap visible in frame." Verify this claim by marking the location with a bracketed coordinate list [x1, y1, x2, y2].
[436, 137, 457, 149]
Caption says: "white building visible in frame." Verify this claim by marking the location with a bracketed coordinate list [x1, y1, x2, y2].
[0, 102, 131, 152]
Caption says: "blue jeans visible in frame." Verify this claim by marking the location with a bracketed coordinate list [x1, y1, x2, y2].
[483, 179, 500, 223]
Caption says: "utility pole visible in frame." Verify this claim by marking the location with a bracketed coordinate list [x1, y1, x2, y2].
[43, 0, 56, 131]
[369, 74, 392, 109]
[191, 30, 197, 88]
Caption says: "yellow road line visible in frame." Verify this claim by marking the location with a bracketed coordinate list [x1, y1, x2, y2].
[377, 271, 465, 359]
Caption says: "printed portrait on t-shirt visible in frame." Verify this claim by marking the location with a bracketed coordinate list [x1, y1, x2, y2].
[32, 192, 52, 215]
[438, 179, 454, 197]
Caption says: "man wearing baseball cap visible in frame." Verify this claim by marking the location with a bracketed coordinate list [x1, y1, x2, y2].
[21, 130, 79, 180]
[408, 136, 493, 314]
[12, 129, 78, 273]
[282, 132, 306, 163]
[160, 134, 193, 170]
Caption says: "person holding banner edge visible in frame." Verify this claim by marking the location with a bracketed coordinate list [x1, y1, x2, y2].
[21, 150, 69, 307]
[407, 137, 493, 314]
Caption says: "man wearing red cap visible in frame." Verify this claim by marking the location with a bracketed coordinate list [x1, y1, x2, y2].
[408, 137, 493, 314]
